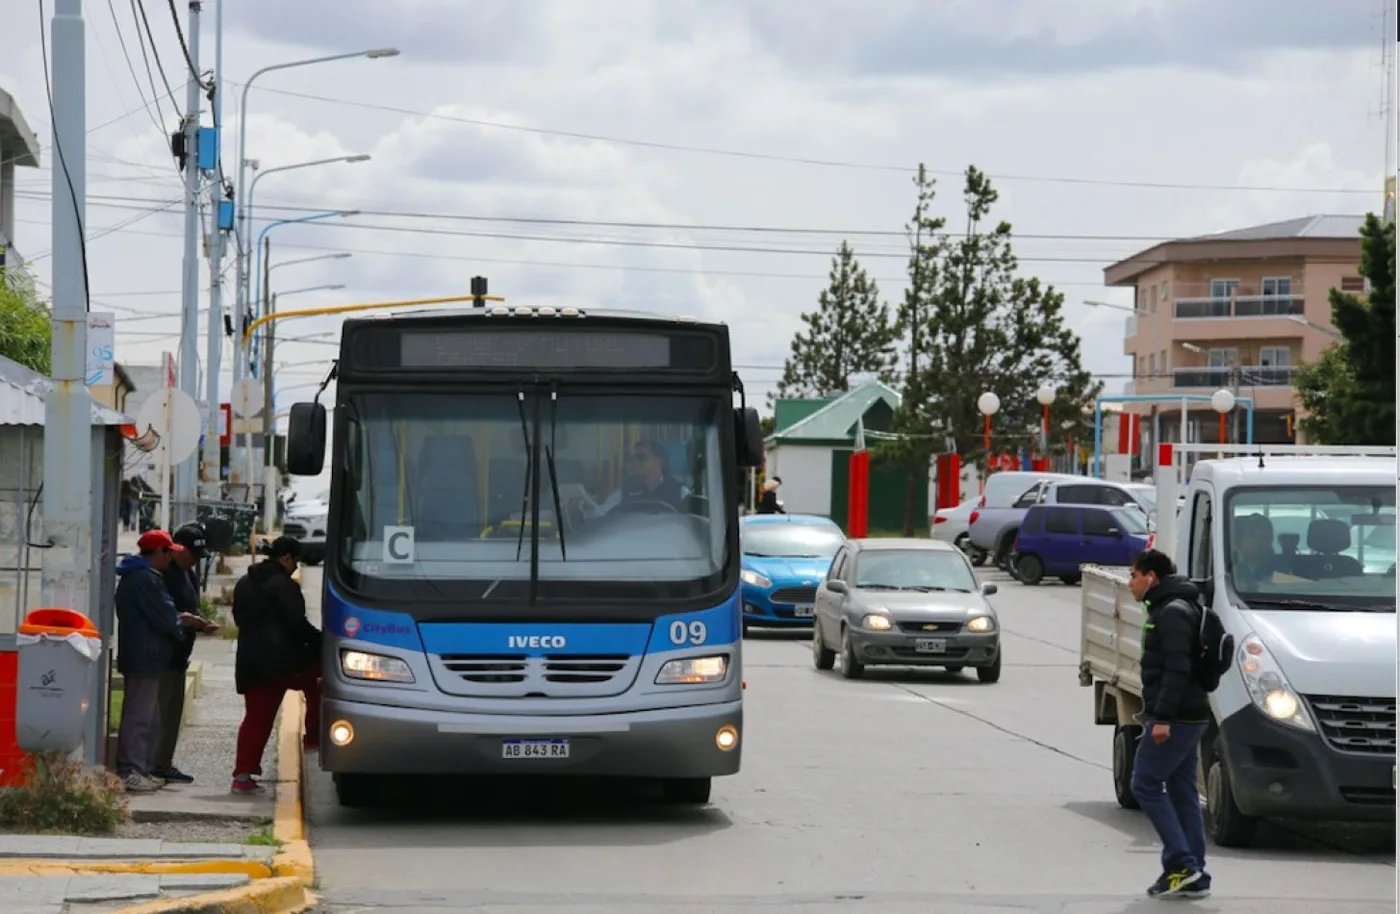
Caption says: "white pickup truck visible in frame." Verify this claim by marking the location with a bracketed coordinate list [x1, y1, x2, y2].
[1078, 444, 1397, 847]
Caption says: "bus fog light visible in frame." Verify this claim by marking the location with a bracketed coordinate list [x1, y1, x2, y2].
[715, 724, 739, 751]
[330, 720, 355, 747]
[341, 649, 416, 683]
[655, 655, 728, 684]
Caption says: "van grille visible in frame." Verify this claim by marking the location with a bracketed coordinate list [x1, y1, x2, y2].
[1304, 695, 1397, 756]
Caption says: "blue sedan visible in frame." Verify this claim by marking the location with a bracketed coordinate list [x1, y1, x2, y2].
[739, 514, 846, 632]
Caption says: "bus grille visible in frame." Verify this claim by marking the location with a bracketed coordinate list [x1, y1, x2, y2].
[430, 652, 641, 697]
[1304, 695, 1397, 756]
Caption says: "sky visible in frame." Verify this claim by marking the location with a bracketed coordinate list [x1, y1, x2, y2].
[1, 0, 1395, 495]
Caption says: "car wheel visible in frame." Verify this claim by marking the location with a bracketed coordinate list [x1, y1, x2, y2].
[954, 533, 970, 552]
[1205, 742, 1259, 847]
[1112, 724, 1142, 810]
[811, 620, 836, 671]
[662, 777, 712, 805]
[1015, 554, 1044, 585]
[976, 648, 1001, 683]
[967, 546, 988, 567]
[839, 627, 864, 679]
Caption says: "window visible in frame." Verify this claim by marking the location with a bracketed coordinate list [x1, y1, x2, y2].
[1149, 352, 1157, 377]
[1188, 491, 1213, 582]
[743, 523, 845, 560]
[1261, 277, 1292, 297]
[1210, 279, 1240, 300]
[1044, 507, 1078, 535]
[1082, 509, 1118, 537]
[1012, 484, 1045, 509]
[852, 550, 978, 593]
[1224, 485, 1396, 607]
[1207, 348, 1238, 368]
[1340, 275, 1365, 293]
[1150, 285, 1158, 312]
[1259, 347, 1290, 368]
[828, 548, 848, 581]
[1160, 280, 1169, 303]
[1159, 350, 1167, 373]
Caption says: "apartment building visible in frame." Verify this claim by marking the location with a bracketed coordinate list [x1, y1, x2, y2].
[0, 87, 42, 272]
[1103, 214, 1364, 447]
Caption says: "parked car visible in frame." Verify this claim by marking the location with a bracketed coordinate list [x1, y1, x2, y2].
[967, 478, 1154, 571]
[1010, 504, 1153, 585]
[962, 472, 1082, 565]
[811, 538, 1002, 683]
[282, 488, 329, 565]
[739, 514, 846, 632]
[931, 498, 979, 553]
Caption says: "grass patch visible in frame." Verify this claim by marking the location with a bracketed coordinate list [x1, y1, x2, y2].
[244, 825, 283, 847]
[0, 752, 130, 835]
[109, 689, 124, 729]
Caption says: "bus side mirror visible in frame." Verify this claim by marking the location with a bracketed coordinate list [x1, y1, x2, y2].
[286, 402, 327, 476]
[735, 406, 764, 468]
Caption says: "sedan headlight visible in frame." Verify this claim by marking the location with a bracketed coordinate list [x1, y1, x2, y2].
[740, 569, 772, 588]
[340, 649, 415, 683]
[656, 654, 729, 684]
[1238, 634, 1314, 732]
[966, 615, 995, 633]
[861, 614, 892, 631]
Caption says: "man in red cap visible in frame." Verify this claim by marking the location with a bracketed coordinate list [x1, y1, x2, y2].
[115, 530, 207, 793]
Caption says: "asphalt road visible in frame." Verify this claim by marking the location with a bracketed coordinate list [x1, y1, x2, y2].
[296, 565, 1396, 913]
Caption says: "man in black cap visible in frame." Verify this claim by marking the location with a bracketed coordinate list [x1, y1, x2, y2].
[152, 523, 217, 783]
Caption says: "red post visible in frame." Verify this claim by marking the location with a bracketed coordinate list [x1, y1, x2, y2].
[1218, 413, 1227, 445]
[983, 414, 991, 453]
[847, 450, 870, 538]
[1041, 404, 1049, 452]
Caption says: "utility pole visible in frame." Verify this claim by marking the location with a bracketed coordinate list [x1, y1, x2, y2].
[261, 292, 277, 533]
[43, 0, 94, 618]
[200, 0, 225, 502]
[174, 0, 203, 527]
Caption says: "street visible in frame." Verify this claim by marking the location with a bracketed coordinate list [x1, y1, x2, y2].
[297, 566, 1395, 913]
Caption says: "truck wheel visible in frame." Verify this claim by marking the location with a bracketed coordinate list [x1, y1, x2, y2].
[662, 777, 711, 804]
[333, 773, 383, 809]
[1113, 725, 1142, 810]
[1205, 748, 1258, 847]
[839, 627, 864, 679]
[976, 649, 1002, 683]
[811, 620, 835, 670]
[1015, 554, 1044, 585]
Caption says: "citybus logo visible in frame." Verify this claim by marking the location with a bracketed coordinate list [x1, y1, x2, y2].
[343, 617, 413, 638]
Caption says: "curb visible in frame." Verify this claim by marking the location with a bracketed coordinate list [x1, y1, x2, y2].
[108, 690, 316, 914]
[0, 858, 272, 878]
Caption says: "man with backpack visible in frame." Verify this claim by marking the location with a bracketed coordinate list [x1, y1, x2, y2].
[1128, 548, 1214, 899]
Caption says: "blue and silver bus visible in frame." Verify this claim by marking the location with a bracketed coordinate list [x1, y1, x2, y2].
[283, 305, 765, 807]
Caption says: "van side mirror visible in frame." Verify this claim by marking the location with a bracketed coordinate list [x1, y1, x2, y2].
[735, 406, 764, 468]
[285, 402, 327, 476]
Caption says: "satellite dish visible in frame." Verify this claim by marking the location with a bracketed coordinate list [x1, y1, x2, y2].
[136, 388, 202, 464]
[232, 378, 264, 417]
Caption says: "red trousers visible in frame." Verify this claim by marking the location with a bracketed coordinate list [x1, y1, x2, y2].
[234, 666, 321, 778]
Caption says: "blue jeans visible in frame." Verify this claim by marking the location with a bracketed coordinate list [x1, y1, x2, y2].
[1131, 720, 1208, 874]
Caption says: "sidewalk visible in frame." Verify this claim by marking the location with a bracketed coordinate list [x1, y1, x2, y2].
[0, 536, 316, 913]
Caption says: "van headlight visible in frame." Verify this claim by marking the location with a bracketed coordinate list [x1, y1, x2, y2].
[1238, 634, 1313, 731]
[656, 655, 729, 684]
[740, 569, 772, 588]
[340, 649, 415, 683]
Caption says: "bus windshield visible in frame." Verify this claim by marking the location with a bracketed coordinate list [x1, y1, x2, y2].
[336, 390, 730, 606]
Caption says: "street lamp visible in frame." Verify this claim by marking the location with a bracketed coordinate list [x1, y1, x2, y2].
[977, 392, 1000, 456]
[1211, 388, 1235, 449]
[269, 252, 352, 276]
[1287, 314, 1345, 341]
[1035, 383, 1056, 452]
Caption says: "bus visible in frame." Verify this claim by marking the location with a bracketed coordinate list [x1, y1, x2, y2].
[283, 304, 765, 807]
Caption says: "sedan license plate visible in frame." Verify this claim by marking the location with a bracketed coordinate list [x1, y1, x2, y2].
[792, 604, 814, 618]
[915, 638, 947, 654]
[502, 738, 570, 759]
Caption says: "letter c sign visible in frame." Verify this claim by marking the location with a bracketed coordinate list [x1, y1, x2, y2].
[382, 525, 416, 564]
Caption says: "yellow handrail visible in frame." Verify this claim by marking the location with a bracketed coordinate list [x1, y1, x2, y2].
[241, 293, 506, 347]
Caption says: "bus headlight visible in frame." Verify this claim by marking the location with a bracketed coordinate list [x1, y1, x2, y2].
[656, 655, 729, 684]
[1239, 634, 1313, 732]
[340, 649, 415, 683]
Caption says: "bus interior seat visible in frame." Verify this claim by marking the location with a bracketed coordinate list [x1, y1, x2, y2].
[416, 435, 482, 540]
[1292, 519, 1364, 579]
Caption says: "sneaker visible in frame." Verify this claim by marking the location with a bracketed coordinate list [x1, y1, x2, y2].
[230, 776, 264, 794]
[1147, 869, 1202, 897]
[152, 766, 194, 784]
[1179, 872, 1212, 898]
[122, 772, 161, 794]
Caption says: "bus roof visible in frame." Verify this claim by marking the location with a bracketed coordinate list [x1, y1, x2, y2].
[342, 306, 727, 330]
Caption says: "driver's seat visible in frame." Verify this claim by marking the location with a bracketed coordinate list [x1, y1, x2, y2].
[1292, 519, 1363, 579]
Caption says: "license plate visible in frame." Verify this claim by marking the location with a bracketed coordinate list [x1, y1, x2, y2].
[502, 739, 570, 759]
[915, 638, 947, 654]
[793, 604, 814, 617]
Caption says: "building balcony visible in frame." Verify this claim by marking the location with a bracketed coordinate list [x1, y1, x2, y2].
[1173, 294, 1304, 320]
[1172, 365, 1299, 389]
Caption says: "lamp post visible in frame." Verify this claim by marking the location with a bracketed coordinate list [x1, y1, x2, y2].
[1061, 419, 1078, 473]
[1035, 383, 1056, 454]
[977, 391, 1000, 477]
[1211, 388, 1235, 454]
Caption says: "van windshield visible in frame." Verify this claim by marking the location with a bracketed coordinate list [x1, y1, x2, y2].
[1224, 486, 1396, 610]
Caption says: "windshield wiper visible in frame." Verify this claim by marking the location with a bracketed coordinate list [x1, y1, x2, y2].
[514, 389, 532, 565]
[858, 582, 909, 590]
[545, 385, 566, 561]
[1244, 597, 1357, 612]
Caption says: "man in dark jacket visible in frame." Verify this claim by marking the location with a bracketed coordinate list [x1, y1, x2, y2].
[115, 530, 205, 794]
[231, 537, 322, 793]
[152, 524, 217, 784]
[1128, 549, 1211, 899]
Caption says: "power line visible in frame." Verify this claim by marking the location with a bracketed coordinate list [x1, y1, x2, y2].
[231, 80, 1381, 195]
[131, 0, 180, 113]
[101, 0, 166, 139]
[163, 0, 204, 86]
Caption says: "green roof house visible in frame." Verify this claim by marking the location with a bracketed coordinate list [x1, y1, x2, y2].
[764, 381, 929, 533]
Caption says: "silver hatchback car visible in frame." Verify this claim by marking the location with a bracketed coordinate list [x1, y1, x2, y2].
[811, 538, 1002, 683]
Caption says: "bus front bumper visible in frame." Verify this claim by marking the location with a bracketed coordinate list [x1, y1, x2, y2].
[318, 697, 744, 778]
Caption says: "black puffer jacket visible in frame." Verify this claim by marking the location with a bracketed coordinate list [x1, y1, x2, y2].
[232, 559, 321, 693]
[163, 564, 200, 671]
[1139, 574, 1211, 723]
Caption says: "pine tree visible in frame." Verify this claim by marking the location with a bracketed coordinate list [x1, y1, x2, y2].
[1295, 213, 1396, 445]
[0, 268, 52, 375]
[775, 242, 896, 400]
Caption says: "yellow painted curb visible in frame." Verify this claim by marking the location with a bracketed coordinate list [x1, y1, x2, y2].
[0, 858, 271, 878]
[108, 876, 314, 914]
[270, 689, 314, 887]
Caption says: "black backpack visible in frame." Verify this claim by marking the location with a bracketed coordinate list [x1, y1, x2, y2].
[1191, 600, 1235, 692]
